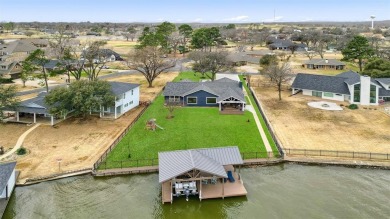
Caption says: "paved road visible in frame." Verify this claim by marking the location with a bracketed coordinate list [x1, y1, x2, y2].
[16, 58, 190, 96]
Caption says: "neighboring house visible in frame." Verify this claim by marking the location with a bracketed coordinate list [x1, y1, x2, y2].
[0, 40, 37, 78]
[268, 38, 307, 51]
[100, 81, 140, 119]
[20, 39, 50, 48]
[303, 59, 345, 70]
[3, 81, 140, 125]
[159, 146, 247, 203]
[227, 52, 260, 66]
[292, 71, 390, 105]
[0, 162, 17, 200]
[99, 49, 124, 62]
[163, 77, 246, 113]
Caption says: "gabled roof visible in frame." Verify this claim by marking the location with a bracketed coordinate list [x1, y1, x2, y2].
[304, 59, 345, 66]
[376, 78, 390, 85]
[108, 81, 140, 96]
[337, 70, 360, 85]
[0, 162, 16, 193]
[292, 73, 350, 95]
[0, 40, 37, 54]
[158, 146, 243, 183]
[163, 79, 245, 102]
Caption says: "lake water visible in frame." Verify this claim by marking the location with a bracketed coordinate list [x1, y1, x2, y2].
[3, 164, 390, 219]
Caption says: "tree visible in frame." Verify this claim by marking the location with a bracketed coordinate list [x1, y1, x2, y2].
[304, 50, 317, 60]
[0, 85, 19, 121]
[363, 58, 390, 78]
[126, 46, 176, 87]
[62, 46, 84, 81]
[166, 101, 180, 119]
[178, 24, 193, 56]
[124, 26, 137, 41]
[48, 26, 74, 59]
[20, 60, 37, 87]
[342, 35, 374, 72]
[189, 51, 232, 81]
[262, 62, 294, 101]
[168, 31, 183, 57]
[191, 27, 223, 51]
[25, 31, 34, 37]
[26, 49, 50, 92]
[226, 24, 236, 29]
[259, 54, 278, 67]
[82, 41, 108, 81]
[45, 80, 115, 119]
[3, 22, 15, 33]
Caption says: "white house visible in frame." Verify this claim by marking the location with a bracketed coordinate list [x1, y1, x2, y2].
[292, 71, 390, 106]
[100, 82, 140, 119]
[0, 162, 17, 200]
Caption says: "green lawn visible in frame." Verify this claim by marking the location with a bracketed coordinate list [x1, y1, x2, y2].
[239, 75, 279, 156]
[172, 71, 205, 82]
[103, 94, 268, 169]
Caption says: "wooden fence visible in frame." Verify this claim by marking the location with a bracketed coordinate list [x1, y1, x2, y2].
[92, 105, 150, 170]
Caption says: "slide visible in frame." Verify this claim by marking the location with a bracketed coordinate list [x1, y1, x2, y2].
[155, 124, 164, 130]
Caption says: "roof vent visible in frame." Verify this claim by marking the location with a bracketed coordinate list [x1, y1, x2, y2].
[325, 59, 329, 63]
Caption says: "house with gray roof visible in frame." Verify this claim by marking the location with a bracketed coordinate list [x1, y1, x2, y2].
[159, 146, 247, 203]
[0, 162, 17, 200]
[0, 40, 37, 78]
[303, 59, 346, 70]
[292, 71, 390, 105]
[3, 81, 140, 125]
[163, 78, 246, 113]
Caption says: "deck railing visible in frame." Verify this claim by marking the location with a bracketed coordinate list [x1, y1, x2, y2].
[284, 148, 390, 161]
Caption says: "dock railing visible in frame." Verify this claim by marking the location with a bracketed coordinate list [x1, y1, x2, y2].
[285, 148, 390, 161]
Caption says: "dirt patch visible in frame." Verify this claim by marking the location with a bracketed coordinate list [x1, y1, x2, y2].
[2, 71, 178, 182]
[0, 123, 30, 150]
[252, 75, 390, 154]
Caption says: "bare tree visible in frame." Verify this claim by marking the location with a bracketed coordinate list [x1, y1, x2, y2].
[166, 101, 180, 119]
[168, 31, 183, 57]
[305, 50, 317, 60]
[236, 44, 247, 52]
[48, 26, 75, 59]
[126, 46, 176, 87]
[262, 62, 294, 100]
[189, 51, 232, 81]
[82, 41, 108, 81]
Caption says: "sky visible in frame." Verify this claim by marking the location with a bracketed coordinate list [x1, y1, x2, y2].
[0, 0, 389, 23]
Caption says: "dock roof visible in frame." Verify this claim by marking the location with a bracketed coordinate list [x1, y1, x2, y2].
[158, 146, 243, 183]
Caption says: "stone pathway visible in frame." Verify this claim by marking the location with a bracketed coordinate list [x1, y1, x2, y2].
[0, 123, 41, 160]
[244, 102, 273, 154]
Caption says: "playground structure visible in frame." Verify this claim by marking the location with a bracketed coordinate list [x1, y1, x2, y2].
[145, 118, 164, 131]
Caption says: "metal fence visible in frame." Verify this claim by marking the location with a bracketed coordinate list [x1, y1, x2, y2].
[285, 148, 390, 160]
[248, 86, 284, 157]
[92, 105, 150, 170]
[98, 158, 159, 170]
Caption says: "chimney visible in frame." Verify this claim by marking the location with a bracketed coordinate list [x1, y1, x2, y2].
[359, 75, 371, 105]
[325, 59, 328, 64]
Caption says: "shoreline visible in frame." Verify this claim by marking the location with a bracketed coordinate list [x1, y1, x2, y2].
[15, 156, 390, 186]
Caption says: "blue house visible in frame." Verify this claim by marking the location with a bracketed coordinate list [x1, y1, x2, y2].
[163, 78, 246, 113]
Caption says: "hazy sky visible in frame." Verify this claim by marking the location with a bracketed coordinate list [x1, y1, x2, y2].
[1, 0, 389, 23]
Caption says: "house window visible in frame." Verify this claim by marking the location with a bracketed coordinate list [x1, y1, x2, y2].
[370, 85, 376, 103]
[324, 92, 334, 97]
[169, 96, 180, 102]
[131, 90, 134, 95]
[312, 91, 322, 97]
[187, 97, 197, 104]
[123, 93, 126, 99]
[354, 84, 360, 102]
[129, 101, 133, 105]
[124, 103, 128, 107]
[206, 97, 217, 104]
[1, 65, 6, 69]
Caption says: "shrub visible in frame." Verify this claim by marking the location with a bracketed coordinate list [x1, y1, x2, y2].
[16, 147, 27, 155]
[348, 104, 358, 110]
[0, 78, 14, 84]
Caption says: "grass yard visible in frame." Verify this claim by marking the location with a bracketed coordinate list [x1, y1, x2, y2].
[103, 95, 266, 168]
[239, 75, 279, 155]
[172, 71, 205, 82]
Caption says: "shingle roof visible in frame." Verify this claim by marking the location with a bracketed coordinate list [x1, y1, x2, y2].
[158, 146, 243, 183]
[292, 73, 350, 95]
[108, 81, 140, 96]
[0, 40, 37, 54]
[337, 70, 361, 85]
[163, 79, 245, 102]
[0, 162, 16, 193]
[379, 88, 390, 96]
[376, 78, 390, 85]
[304, 59, 345, 66]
